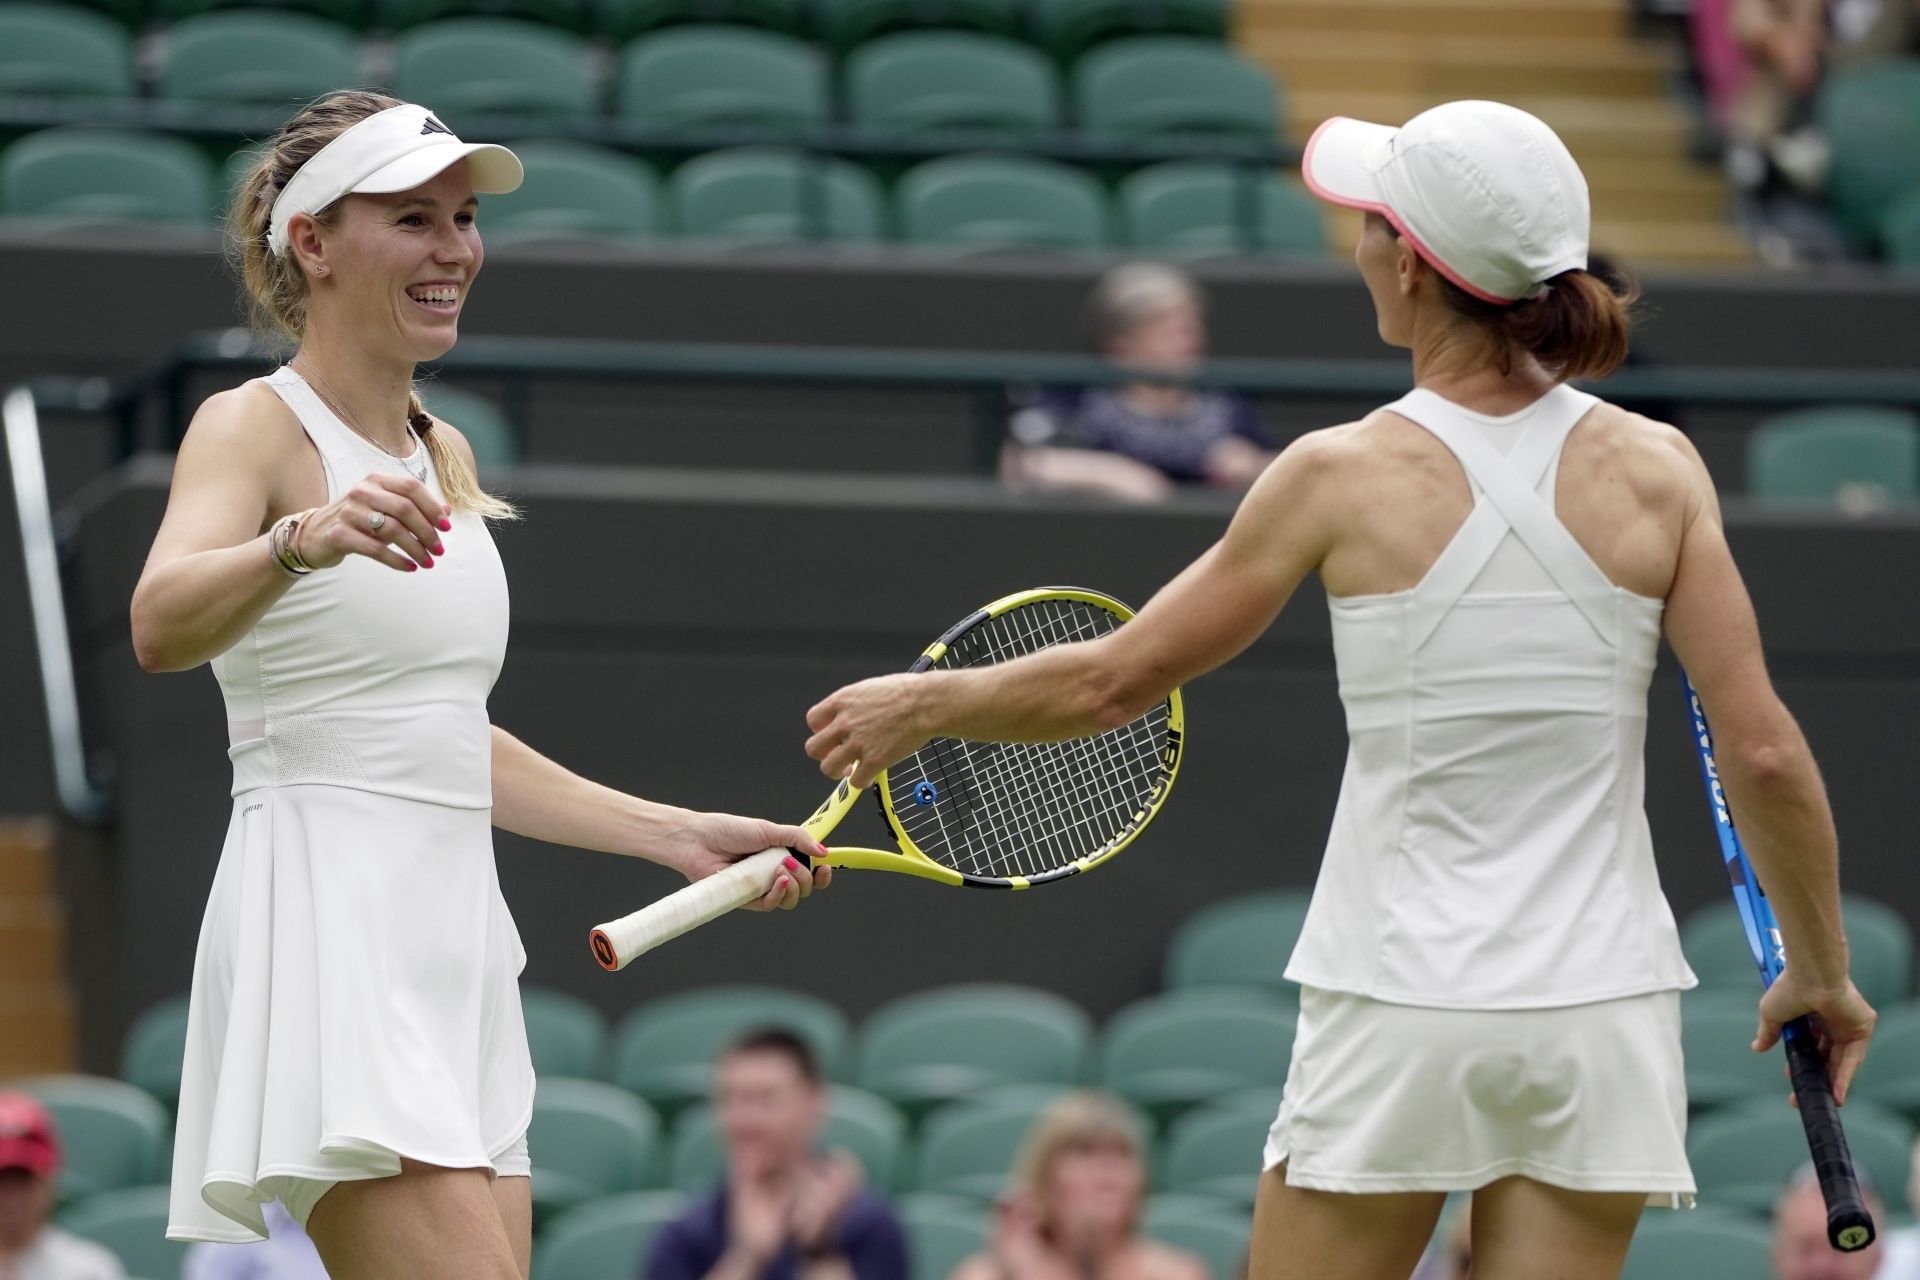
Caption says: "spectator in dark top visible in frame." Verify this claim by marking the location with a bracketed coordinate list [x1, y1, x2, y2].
[644, 1029, 907, 1280]
[1003, 263, 1275, 502]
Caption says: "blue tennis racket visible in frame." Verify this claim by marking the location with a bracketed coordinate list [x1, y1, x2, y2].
[1682, 671, 1875, 1252]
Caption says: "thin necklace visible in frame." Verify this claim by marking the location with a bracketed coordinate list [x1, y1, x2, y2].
[292, 357, 428, 481]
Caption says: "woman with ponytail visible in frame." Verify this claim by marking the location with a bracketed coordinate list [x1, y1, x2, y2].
[132, 91, 831, 1279]
[802, 101, 1875, 1279]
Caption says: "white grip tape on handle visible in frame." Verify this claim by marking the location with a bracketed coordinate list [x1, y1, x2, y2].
[591, 846, 789, 970]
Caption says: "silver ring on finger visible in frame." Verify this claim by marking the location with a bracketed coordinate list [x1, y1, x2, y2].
[367, 511, 387, 534]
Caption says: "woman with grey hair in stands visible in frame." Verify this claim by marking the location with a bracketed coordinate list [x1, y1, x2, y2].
[1002, 262, 1276, 501]
[130, 90, 829, 1280]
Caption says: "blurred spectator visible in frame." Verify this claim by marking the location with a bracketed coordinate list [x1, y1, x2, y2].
[950, 1092, 1205, 1280]
[1002, 263, 1275, 502]
[182, 1201, 328, 1280]
[0, 1093, 124, 1280]
[1874, 1134, 1920, 1279]
[644, 1029, 907, 1280]
[1694, 0, 1920, 263]
[1771, 1162, 1885, 1280]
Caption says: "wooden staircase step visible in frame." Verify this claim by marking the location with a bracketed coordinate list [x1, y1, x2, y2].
[1238, 0, 1625, 41]
[1590, 219, 1754, 264]
[0, 901, 67, 985]
[0, 986, 76, 1079]
[1283, 91, 1693, 157]
[1250, 32, 1675, 100]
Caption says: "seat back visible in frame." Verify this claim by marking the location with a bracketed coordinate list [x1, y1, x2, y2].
[846, 32, 1061, 136]
[616, 26, 828, 130]
[895, 152, 1109, 249]
[391, 19, 598, 118]
[0, 3, 133, 96]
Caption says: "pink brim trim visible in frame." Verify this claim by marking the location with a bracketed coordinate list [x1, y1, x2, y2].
[1301, 117, 1518, 306]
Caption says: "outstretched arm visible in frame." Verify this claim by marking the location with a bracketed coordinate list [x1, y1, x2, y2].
[490, 726, 831, 910]
[805, 431, 1342, 788]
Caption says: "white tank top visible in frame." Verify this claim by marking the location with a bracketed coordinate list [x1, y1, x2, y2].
[1283, 385, 1698, 1009]
[209, 366, 509, 808]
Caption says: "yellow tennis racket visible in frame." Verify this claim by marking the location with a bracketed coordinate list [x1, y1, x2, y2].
[591, 586, 1185, 970]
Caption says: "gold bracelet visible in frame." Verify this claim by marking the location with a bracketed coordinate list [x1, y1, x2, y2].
[267, 512, 314, 577]
[284, 507, 319, 573]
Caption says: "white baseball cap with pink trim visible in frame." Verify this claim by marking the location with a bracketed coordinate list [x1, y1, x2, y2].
[1302, 100, 1589, 305]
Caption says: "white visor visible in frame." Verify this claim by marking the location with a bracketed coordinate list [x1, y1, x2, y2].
[1302, 100, 1589, 304]
[266, 103, 523, 255]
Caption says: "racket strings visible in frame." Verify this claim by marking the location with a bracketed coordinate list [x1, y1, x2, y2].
[888, 598, 1173, 880]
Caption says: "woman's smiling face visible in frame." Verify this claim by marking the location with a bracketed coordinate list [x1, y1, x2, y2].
[319, 160, 483, 362]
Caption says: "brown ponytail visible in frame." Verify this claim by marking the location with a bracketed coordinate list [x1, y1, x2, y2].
[1437, 267, 1640, 383]
[228, 89, 515, 520]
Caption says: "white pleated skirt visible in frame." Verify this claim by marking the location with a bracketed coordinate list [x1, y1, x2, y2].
[167, 784, 537, 1243]
[1264, 986, 1695, 1207]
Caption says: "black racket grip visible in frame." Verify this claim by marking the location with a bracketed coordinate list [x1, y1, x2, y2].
[1783, 1017, 1876, 1252]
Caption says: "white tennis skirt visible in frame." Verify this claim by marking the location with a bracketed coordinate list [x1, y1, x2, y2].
[1263, 986, 1695, 1207]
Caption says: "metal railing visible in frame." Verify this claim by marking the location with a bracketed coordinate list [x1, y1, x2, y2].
[14, 329, 1920, 822]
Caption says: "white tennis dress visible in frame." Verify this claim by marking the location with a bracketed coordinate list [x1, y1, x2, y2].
[1264, 385, 1698, 1203]
[166, 366, 534, 1243]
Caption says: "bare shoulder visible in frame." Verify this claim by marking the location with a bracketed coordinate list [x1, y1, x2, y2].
[182, 379, 305, 460]
[1569, 401, 1707, 504]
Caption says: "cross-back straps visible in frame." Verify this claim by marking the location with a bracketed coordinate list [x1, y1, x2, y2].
[1390, 385, 1617, 649]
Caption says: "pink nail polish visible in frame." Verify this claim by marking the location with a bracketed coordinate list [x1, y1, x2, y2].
[404, 562, 418, 572]
[438, 518, 452, 531]
[783, 856, 801, 872]
[777, 875, 792, 889]
[434, 543, 446, 555]
[816, 842, 830, 856]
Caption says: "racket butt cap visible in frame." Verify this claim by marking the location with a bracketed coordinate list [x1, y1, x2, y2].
[590, 928, 622, 972]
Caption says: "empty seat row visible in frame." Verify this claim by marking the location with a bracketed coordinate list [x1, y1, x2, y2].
[1168, 889, 1919, 1008]
[0, 13, 1278, 140]
[1818, 57, 1920, 259]
[0, 131, 1326, 255]
[34, 0, 1227, 57]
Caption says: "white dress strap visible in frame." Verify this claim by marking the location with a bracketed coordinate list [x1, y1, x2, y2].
[1390, 385, 1615, 647]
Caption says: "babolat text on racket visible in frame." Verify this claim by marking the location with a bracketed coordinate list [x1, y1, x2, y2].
[592, 586, 1184, 970]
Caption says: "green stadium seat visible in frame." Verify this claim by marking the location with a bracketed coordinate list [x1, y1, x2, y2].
[853, 984, 1090, 1114]
[913, 1096, 1051, 1200]
[390, 20, 598, 119]
[898, 1193, 988, 1280]
[1619, 1209, 1773, 1280]
[10, 1076, 169, 1201]
[531, 1190, 688, 1280]
[615, 28, 828, 131]
[610, 985, 851, 1109]
[527, 1077, 661, 1223]
[478, 140, 657, 246]
[1882, 189, 1920, 269]
[895, 153, 1109, 250]
[516, 985, 608, 1079]
[1029, 0, 1228, 63]
[416, 383, 521, 474]
[1681, 894, 1915, 1008]
[56, 1185, 187, 1280]
[597, 0, 804, 41]
[154, 0, 368, 26]
[845, 33, 1062, 136]
[0, 4, 134, 97]
[1157, 1095, 1271, 1204]
[667, 1086, 909, 1191]
[0, 127, 217, 227]
[380, 0, 587, 32]
[1817, 58, 1920, 254]
[1845, 999, 1920, 1123]
[1139, 1194, 1251, 1279]
[1685, 1096, 1914, 1217]
[118, 995, 190, 1111]
[814, 0, 1016, 52]
[1073, 37, 1278, 138]
[158, 11, 361, 106]
[666, 148, 885, 244]
[1162, 890, 1313, 994]
[1680, 989, 1788, 1112]
[1745, 407, 1920, 509]
[1096, 993, 1295, 1120]
[1120, 161, 1323, 257]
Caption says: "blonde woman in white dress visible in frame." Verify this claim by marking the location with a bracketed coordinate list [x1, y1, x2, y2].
[130, 90, 831, 1280]
[802, 102, 1876, 1280]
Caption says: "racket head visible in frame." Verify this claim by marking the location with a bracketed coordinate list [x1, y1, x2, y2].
[871, 586, 1184, 889]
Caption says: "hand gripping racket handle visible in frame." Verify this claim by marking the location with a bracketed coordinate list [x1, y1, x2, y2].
[1783, 1018, 1877, 1251]
[590, 847, 789, 972]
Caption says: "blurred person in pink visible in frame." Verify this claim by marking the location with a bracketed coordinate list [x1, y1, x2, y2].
[0, 1093, 124, 1280]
